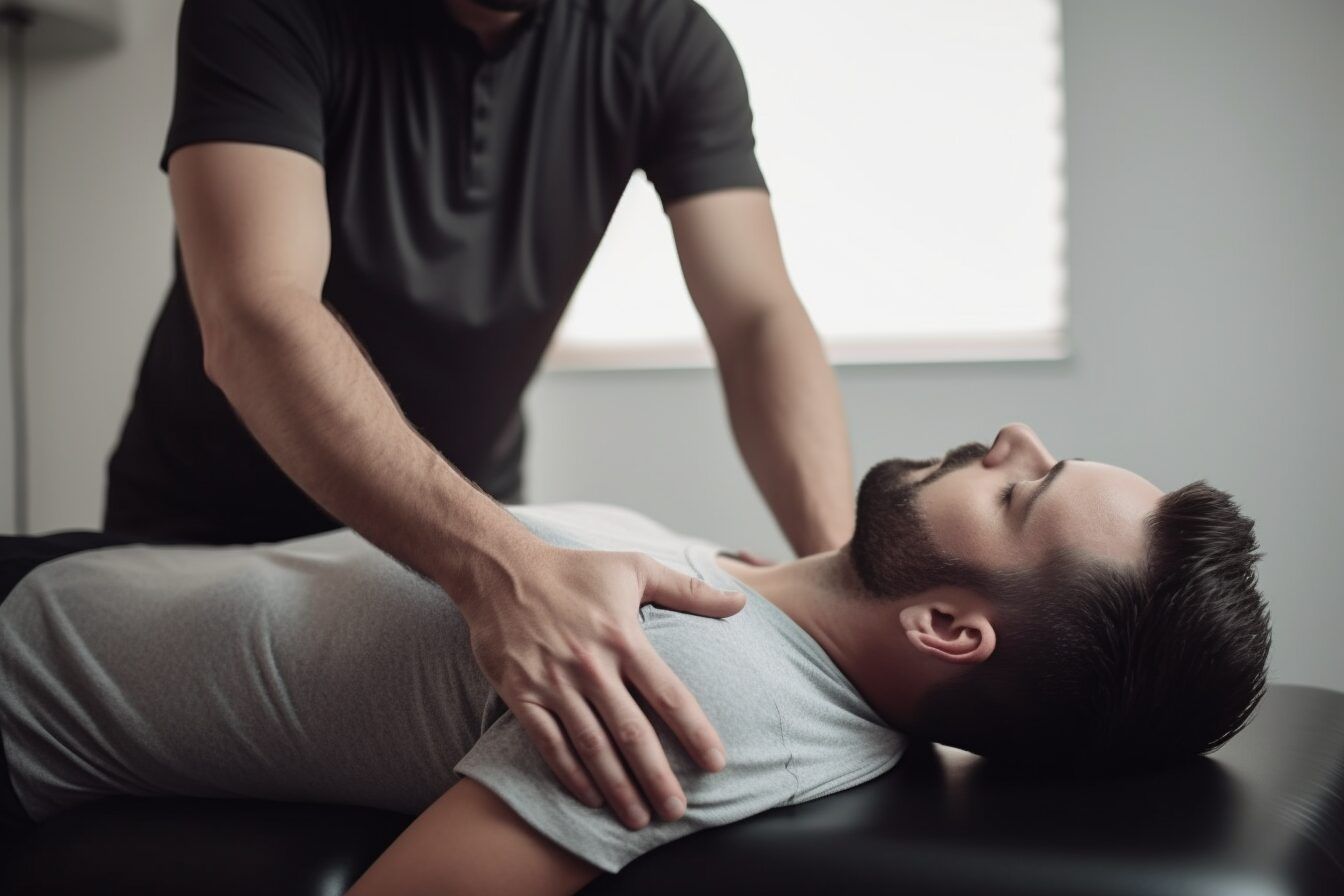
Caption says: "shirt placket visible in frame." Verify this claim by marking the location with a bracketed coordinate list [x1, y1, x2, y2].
[464, 59, 496, 205]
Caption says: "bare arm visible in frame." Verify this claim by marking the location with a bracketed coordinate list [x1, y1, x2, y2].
[173, 143, 524, 590]
[668, 188, 855, 556]
[170, 141, 745, 829]
[345, 778, 602, 896]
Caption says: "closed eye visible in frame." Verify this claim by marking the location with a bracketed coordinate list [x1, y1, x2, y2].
[998, 482, 1016, 507]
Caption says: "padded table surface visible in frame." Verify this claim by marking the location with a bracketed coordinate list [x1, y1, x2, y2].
[4, 683, 1343, 895]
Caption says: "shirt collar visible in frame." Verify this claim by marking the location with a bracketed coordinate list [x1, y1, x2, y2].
[435, 0, 556, 58]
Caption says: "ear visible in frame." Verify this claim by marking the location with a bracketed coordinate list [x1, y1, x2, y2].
[898, 600, 996, 665]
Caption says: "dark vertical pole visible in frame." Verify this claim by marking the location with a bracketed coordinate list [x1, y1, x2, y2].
[3, 6, 32, 534]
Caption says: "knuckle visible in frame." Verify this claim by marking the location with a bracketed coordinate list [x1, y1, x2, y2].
[574, 726, 607, 757]
[533, 731, 565, 763]
[593, 613, 623, 642]
[604, 625, 634, 657]
[573, 647, 606, 684]
[542, 660, 566, 690]
[613, 718, 644, 747]
[650, 685, 682, 715]
[499, 670, 532, 699]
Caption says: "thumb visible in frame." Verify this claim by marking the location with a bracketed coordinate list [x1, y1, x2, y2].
[640, 559, 747, 618]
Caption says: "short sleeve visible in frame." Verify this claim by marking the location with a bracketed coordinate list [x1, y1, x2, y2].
[453, 615, 795, 873]
[160, 0, 331, 172]
[638, 1, 768, 207]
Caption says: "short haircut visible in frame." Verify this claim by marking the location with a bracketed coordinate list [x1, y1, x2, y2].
[892, 481, 1271, 772]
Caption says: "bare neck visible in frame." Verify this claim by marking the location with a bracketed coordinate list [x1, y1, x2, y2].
[441, 0, 524, 53]
[714, 550, 928, 728]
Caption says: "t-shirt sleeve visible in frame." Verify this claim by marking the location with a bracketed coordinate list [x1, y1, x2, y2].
[159, 0, 331, 172]
[453, 617, 795, 874]
[638, 1, 768, 207]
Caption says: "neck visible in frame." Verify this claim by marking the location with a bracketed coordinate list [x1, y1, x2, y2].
[442, 0, 525, 52]
[714, 550, 928, 727]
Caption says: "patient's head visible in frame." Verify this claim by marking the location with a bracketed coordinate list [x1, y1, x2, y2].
[844, 423, 1270, 772]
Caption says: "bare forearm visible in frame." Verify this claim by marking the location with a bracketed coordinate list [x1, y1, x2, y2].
[203, 289, 532, 596]
[717, 303, 855, 555]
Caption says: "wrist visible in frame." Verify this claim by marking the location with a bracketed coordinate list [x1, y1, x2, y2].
[791, 514, 854, 557]
[431, 506, 544, 611]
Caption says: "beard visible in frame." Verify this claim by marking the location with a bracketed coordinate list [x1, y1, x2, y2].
[848, 442, 991, 600]
[467, 0, 549, 11]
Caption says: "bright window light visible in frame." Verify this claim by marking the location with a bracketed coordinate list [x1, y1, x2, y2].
[545, 0, 1066, 369]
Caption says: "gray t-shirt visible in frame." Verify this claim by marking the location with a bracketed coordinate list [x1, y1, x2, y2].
[0, 503, 905, 873]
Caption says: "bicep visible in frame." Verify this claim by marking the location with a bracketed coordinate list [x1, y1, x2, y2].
[345, 777, 602, 896]
[167, 141, 331, 348]
[667, 188, 800, 342]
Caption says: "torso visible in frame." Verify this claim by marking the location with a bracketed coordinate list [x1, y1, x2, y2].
[106, 0, 763, 544]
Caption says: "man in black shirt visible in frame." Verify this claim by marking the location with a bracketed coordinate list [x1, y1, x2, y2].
[104, 0, 855, 836]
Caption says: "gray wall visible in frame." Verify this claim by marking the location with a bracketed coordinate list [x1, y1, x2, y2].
[0, 0, 176, 530]
[1, 2, 1341, 688]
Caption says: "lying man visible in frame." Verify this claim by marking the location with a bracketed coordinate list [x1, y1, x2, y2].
[0, 423, 1271, 894]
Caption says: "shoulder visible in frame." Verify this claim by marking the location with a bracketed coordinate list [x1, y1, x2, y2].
[646, 589, 910, 806]
[176, 0, 350, 69]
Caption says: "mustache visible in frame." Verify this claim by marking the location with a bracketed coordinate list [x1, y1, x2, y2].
[922, 441, 991, 484]
[879, 441, 991, 489]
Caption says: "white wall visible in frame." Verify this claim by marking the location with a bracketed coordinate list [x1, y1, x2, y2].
[1, 1, 1340, 689]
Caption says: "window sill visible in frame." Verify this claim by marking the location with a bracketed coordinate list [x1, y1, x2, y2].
[540, 330, 1070, 372]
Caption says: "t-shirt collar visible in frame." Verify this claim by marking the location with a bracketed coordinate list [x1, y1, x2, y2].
[683, 542, 864, 697]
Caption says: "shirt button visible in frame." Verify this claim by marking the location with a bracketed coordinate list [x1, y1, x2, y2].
[475, 104, 489, 121]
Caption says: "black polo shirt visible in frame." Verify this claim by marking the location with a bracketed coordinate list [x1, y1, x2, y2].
[105, 0, 767, 544]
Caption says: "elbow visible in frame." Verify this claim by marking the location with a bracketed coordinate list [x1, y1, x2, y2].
[200, 335, 225, 387]
[199, 318, 240, 388]
[191, 280, 248, 387]
[712, 299, 810, 360]
[197, 304, 265, 391]
[194, 284, 309, 387]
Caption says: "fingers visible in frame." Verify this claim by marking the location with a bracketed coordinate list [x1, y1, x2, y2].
[638, 556, 746, 618]
[554, 689, 663, 830]
[511, 699, 604, 811]
[623, 638, 727, 773]
[469, 549, 738, 834]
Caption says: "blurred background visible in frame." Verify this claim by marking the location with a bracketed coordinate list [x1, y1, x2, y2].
[0, 0, 1340, 691]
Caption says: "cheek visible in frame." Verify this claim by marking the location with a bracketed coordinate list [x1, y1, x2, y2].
[920, 482, 1013, 569]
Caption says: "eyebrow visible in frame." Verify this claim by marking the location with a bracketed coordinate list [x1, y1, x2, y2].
[1023, 459, 1076, 521]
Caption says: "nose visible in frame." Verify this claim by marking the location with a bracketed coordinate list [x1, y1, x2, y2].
[984, 422, 1055, 473]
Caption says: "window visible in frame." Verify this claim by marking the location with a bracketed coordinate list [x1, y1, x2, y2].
[544, 0, 1066, 369]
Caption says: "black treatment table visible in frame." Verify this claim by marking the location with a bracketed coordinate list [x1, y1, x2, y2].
[3, 683, 1343, 895]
